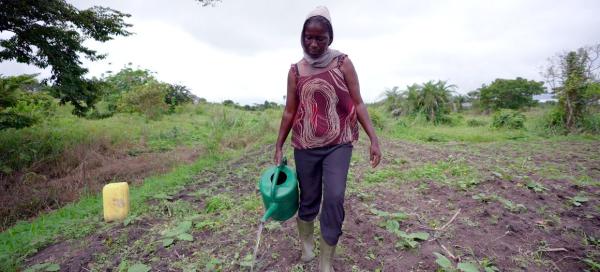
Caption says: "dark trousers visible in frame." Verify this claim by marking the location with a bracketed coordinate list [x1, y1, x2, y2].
[294, 143, 353, 246]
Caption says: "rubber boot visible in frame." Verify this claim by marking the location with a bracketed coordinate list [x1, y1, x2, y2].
[319, 236, 336, 272]
[296, 217, 315, 262]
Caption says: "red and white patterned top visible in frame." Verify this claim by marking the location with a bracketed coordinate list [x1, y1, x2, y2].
[291, 55, 359, 149]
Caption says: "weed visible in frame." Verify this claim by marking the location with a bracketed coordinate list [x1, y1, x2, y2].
[363, 168, 398, 183]
[205, 194, 233, 213]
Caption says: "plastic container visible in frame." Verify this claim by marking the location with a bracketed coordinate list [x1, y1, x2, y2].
[258, 158, 299, 222]
[102, 182, 129, 222]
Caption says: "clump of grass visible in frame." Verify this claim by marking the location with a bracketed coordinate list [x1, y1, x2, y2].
[467, 119, 487, 127]
[398, 158, 480, 190]
[205, 194, 233, 213]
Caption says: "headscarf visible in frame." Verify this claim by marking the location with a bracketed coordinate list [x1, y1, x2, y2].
[302, 6, 343, 68]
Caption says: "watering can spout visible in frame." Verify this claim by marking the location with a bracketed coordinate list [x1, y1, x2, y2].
[261, 203, 279, 222]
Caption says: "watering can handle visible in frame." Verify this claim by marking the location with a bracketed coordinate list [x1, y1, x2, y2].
[270, 157, 287, 201]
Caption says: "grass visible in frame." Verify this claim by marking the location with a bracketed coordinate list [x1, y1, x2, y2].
[0, 152, 226, 271]
[0, 103, 280, 271]
[1, 102, 599, 271]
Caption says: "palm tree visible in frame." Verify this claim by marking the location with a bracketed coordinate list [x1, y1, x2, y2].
[414, 80, 455, 123]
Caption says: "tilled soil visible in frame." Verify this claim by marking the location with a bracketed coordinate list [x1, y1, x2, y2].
[24, 138, 600, 271]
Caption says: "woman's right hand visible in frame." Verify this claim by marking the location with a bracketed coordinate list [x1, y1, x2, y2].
[273, 148, 283, 165]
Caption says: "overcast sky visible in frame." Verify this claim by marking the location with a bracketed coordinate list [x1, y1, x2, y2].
[1, 0, 599, 105]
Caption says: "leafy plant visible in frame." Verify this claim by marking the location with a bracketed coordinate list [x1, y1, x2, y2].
[370, 208, 409, 222]
[569, 195, 589, 207]
[492, 109, 526, 129]
[161, 220, 194, 247]
[433, 253, 484, 272]
[526, 181, 548, 193]
[382, 217, 429, 249]
[499, 198, 527, 213]
[394, 230, 429, 249]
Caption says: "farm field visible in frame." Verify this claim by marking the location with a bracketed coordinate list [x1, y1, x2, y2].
[1, 105, 599, 272]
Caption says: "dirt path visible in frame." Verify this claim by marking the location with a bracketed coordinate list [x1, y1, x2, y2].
[24, 138, 600, 271]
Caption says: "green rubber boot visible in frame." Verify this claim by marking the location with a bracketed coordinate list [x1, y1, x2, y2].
[319, 236, 336, 272]
[296, 217, 315, 262]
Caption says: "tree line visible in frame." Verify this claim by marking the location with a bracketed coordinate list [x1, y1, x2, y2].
[382, 45, 600, 133]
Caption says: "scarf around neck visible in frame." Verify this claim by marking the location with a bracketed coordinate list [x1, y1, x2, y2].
[303, 48, 343, 68]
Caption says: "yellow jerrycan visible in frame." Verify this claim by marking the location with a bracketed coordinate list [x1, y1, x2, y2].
[102, 182, 130, 222]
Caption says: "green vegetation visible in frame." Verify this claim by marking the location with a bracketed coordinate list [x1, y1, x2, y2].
[492, 109, 526, 129]
[543, 45, 600, 132]
[477, 77, 545, 111]
[0, 0, 131, 115]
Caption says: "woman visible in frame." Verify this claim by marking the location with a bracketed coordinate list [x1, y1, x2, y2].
[273, 6, 381, 271]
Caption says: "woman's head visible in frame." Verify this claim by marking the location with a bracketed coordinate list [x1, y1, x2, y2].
[301, 7, 334, 58]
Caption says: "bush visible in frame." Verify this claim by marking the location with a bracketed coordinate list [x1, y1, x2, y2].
[538, 107, 567, 135]
[492, 109, 525, 129]
[437, 113, 463, 126]
[467, 119, 487, 127]
[118, 82, 169, 120]
[582, 113, 600, 134]
[368, 108, 384, 129]
[0, 91, 57, 130]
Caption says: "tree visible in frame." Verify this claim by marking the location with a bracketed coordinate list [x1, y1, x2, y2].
[478, 77, 545, 111]
[414, 80, 455, 122]
[381, 86, 404, 114]
[0, 0, 132, 115]
[165, 84, 195, 111]
[101, 67, 157, 113]
[543, 44, 600, 130]
[451, 94, 468, 112]
[1, 75, 56, 130]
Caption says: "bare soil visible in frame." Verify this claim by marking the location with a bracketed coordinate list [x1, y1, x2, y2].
[24, 138, 600, 271]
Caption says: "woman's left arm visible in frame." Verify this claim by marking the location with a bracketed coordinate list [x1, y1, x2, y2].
[341, 57, 381, 168]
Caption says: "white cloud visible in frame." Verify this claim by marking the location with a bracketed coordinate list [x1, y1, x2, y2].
[1, 0, 599, 104]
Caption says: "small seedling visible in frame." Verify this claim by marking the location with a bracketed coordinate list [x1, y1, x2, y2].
[161, 220, 194, 247]
[433, 252, 482, 272]
[394, 231, 429, 249]
[472, 193, 494, 203]
[569, 195, 589, 207]
[526, 181, 548, 193]
[383, 218, 429, 249]
[370, 208, 408, 222]
[499, 198, 527, 213]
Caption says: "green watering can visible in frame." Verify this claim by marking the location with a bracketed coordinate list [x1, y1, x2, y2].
[258, 157, 299, 222]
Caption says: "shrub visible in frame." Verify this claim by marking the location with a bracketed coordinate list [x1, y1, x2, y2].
[0, 91, 57, 130]
[118, 82, 169, 120]
[368, 108, 384, 129]
[492, 109, 525, 129]
[437, 113, 463, 126]
[538, 107, 567, 135]
[582, 113, 600, 134]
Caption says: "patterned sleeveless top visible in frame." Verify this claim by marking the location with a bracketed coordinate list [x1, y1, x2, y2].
[291, 55, 359, 149]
